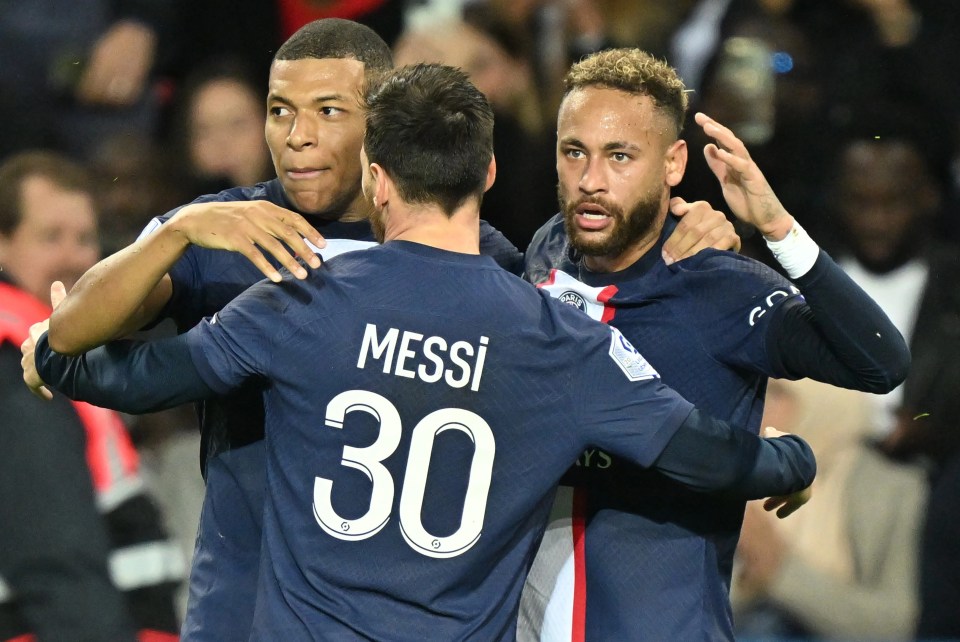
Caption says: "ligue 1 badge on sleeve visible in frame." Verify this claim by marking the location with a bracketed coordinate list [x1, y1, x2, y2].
[608, 327, 659, 381]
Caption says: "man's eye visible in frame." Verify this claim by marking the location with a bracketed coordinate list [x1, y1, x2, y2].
[270, 106, 291, 117]
[565, 149, 584, 159]
[612, 153, 629, 162]
[321, 106, 343, 116]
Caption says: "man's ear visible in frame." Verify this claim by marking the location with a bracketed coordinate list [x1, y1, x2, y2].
[665, 139, 687, 188]
[484, 156, 497, 192]
[370, 162, 390, 208]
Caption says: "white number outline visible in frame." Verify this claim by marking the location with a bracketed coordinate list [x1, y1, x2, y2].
[313, 390, 496, 559]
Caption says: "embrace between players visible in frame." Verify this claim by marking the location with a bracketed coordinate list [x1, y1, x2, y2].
[21, 19, 907, 642]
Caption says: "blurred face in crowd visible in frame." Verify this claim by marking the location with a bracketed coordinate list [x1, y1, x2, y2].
[556, 87, 686, 272]
[265, 57, 368, 219]
[190, 78, 270, 187]
[837, 140, 939, 273]
[0, 175, 99, 301]
[393, 21, 529, 113]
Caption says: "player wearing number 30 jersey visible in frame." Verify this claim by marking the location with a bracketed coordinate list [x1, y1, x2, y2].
[30, 64, 815, 640]
[35, 239, 814, 639]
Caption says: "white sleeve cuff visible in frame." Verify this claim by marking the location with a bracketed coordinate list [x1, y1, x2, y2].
[764, 221, 820, 279]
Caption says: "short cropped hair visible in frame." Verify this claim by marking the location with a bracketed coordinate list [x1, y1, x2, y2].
[0, 151, 92, 235]
[364, 64, 494, 215]
[275, 18, 393, 76]
[564, 48, 688, 138]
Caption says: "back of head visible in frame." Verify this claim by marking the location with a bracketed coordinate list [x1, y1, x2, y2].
[364, 63, 494, 214]
[564, 48, 689, 138]
[0, 150, 93, 236]
[275, 18, 393, 76]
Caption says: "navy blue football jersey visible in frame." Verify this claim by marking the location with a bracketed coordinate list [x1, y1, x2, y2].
[520, 213, 802, 641]
[138, 178, 523, 466]
[138, 180, 522, 642]
[183, 241, 694, 640]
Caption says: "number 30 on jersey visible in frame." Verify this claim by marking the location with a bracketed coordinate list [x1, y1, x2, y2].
[313, 389, 496, 559]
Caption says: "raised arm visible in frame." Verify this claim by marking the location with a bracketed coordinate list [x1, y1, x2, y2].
[49, 200, 325, 355]
[695, 112, 910, 392]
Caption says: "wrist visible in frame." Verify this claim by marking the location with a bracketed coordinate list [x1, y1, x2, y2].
[760, 214, 795, 242]
[765, 220, 819, 279]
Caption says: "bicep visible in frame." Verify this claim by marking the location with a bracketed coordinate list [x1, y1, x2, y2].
[124, 272, 174, 335]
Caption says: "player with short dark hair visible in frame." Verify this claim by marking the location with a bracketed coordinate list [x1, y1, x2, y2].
[519, 48, 910, 641]
[24, 18, 521, 642]
[28, 63, 815, 640]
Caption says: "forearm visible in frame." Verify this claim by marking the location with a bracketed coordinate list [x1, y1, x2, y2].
[36, 331, 215, 413]
[653, 409, 816, 497]
[49, 222, 189, 354]
[769, 250, 910, 392]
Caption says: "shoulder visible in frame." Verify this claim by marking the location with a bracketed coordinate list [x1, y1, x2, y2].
[479, 219, 524, 275]
[670, 249, 793, 294]
[153, 181, 280, 225]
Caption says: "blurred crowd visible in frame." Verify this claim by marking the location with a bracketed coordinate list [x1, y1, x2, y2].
[0, 0, 958, 640]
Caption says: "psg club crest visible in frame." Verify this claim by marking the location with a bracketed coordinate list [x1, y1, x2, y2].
[558, 290, 588, 312]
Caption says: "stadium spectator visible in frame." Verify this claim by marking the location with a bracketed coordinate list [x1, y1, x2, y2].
[0, 0, 173, 159]
[828, 111, 960, 639]
[733, 378, 927, 640]
[519, 48, 910, 641]
[166, 59, 273, 196]
[0, 151, 182, 641]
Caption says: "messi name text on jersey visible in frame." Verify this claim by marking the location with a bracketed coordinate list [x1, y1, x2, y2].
[356, 323, 489, 392]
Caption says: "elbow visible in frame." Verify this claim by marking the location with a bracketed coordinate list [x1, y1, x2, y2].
[47, 313, 86, 356]
[865, 344, 912, 394]
[885, 343, 912, 391]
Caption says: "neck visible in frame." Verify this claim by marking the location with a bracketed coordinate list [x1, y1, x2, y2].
[385, 201, 481, 254]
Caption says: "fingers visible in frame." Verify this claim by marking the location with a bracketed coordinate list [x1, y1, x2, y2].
[775, 501, 803, 519]
[254, 235, 308, 281]
[662, 198, 741, 264]
[762, 485, 812, 519]
[695, 112, 747, 155]
[19, 342, 52, 401]
[178, 201, 325, 280]
[259, 205, 324, 269]
[50, 281, 67, 309]
[29, 383, 53, 401]
[762, 426, 788, 439]
[236, 243, 283, 283]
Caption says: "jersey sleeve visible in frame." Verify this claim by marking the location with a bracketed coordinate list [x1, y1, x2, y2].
[141, 192, 262, 331]
[673, 251, 802, 375]
[569, 318, 695, 467]
[522, 214, 567, 284]
[765, 249, 910, 392]
[185, 278, 293, 394]
[133, 203, 214, 330]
